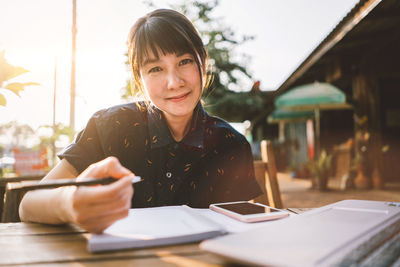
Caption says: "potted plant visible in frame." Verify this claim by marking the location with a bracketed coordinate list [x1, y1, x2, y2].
[308, 150, 332, 191]
[353, 153, 371, 189]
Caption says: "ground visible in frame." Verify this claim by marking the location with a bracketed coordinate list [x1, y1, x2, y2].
[278, 173, 400, 208]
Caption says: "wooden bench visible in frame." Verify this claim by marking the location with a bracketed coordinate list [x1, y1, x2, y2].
[252, 140, 283, 209]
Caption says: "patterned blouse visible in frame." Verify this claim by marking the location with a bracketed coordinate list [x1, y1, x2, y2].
[59, 101, 262, 208]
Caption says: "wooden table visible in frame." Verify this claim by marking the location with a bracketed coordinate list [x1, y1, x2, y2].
[0, 209, 311, 266]
[0, 222, 227, 266]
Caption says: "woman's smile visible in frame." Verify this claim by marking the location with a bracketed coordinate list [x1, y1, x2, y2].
[167, 91, 191, 102]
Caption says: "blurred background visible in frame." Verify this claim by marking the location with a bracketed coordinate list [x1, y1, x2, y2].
[1, 0, 399, 206]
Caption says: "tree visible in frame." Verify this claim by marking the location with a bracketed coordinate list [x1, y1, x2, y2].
[37, 123, 75, 146]
[36, 123, 75, 166]
[0, 121, 36, 149]
[122, 0, 266, 122]
[0, 50, 39, 106]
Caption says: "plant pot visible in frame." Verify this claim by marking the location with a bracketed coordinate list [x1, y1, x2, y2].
[315, 175, 329, 191]
[354, 164, 371, 189]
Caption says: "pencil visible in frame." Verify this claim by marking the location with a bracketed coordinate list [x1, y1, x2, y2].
[9, 176, 143, 191]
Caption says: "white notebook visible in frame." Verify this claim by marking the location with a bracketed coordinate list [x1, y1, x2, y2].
[86, 205, 293, 252]
[200, 200, 400, 267]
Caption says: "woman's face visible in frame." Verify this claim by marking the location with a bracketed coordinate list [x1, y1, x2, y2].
[140, 51, 202, 123]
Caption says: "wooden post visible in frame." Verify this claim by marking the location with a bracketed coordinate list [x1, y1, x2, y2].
[252, 161, 269, 206]
[368, 76, 384, 189]
[70, 0, 77, 131]
[261, 140, 283, 208]
[52, 58, 57, 166]
[0, 183, 4, 219]
[314, 107, 321, 159]
[352, 71, 383, 189]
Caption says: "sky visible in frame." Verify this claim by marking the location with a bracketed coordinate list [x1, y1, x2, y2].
[0, 0, 359, 132]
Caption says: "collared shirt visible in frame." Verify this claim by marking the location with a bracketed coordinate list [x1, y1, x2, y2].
[59, 101, 262, 208]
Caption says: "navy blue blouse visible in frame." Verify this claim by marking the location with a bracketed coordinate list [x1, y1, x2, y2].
[59, 101, 262, 208]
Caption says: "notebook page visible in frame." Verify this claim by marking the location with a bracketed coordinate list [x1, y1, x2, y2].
[102, 206, 222, 239]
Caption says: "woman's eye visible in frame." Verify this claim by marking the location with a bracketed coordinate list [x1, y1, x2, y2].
[149, 66, 162, 73]
[179, 58, 193, 66]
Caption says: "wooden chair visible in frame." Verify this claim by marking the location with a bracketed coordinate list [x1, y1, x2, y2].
[252, 140, 283, 209]
[1, 179, 48, 222]
[0, 176, 43, 222]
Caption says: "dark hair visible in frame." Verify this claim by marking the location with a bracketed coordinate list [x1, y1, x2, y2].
[128, 9, 210, 98]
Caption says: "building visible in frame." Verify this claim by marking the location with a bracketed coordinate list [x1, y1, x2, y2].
[271, 0, 400, 182]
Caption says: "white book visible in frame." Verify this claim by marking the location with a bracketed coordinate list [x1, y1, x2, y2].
[200, 200, 400, 267]
[86, 205, 294, 252]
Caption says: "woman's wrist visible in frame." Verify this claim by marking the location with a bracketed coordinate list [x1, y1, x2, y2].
[55, 186, 77, 224]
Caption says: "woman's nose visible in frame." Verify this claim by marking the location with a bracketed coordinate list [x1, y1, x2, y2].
[167, 70, 184, 90]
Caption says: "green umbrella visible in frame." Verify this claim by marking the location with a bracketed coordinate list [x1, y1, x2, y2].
[267, 108, 314, 123]
[275, 82, 352, 157]
[275, 82, 351, 110]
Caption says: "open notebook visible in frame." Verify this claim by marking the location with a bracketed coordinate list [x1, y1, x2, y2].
[200, 200, 400, 266]
[86, 205, 293, 252]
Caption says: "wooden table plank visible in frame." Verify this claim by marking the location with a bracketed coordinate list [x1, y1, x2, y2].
[0, 210, 306, 266]
[25, 253, 225, 267]
[0, 223, 222, 266]
[0, 222, 85, 236]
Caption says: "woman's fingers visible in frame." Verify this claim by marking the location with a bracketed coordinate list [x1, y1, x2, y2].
[77, 208, 130, 234]
[79, 156, 134, 180]
[72, 178, 133, 217]
[72, 176, 132, 209]
[74, 176, 134, 205]
[68, 157, 136, 232]
[71, 197, 131, 232]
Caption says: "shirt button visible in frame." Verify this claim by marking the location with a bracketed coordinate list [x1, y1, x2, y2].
[173, 143, 179, 150]
[166, 172, 172, 178]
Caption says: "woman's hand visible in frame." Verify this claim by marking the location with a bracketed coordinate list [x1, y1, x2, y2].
[68, 157, 135, 233]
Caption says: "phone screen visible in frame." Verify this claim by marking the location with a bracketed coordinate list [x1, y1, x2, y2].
[214, 202, 279, 215]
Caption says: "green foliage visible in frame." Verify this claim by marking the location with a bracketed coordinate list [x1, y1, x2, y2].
[0, 50, 39, 106]
[308, 150, 332, 190]
[36, 123, 75, 148]
[175, 0, 254, 91]
[122, 0, 262, 121]
[35, 123, 75, 166]
[308, 150, 332, 179]
[207, 91, 264, 121]
[0, 121, 75, 150]
[0, 121, 35, 148]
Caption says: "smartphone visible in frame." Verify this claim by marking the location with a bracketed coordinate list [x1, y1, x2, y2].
[209, 201, 290, 223]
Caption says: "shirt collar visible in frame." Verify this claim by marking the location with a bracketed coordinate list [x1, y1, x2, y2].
[147, 102, 206, 150]
[181, 102, 206, 149]
[147, 105, 174, 149]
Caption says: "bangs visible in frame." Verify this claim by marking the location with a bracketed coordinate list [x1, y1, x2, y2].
[128, 9, 210, 94]
[134, 17, 200, 69]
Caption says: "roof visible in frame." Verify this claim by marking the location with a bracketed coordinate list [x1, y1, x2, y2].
[275, 0, 400, 95]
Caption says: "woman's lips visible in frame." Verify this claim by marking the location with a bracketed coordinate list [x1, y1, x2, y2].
[167, 92, 190, 102]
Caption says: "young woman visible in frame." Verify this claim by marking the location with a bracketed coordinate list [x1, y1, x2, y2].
[19, 9, 262, 233]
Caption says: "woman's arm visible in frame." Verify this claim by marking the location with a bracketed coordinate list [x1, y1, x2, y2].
[19, 157, 135, 233]
[43, 158, 79, 180]
[19, 159, 78, 224]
